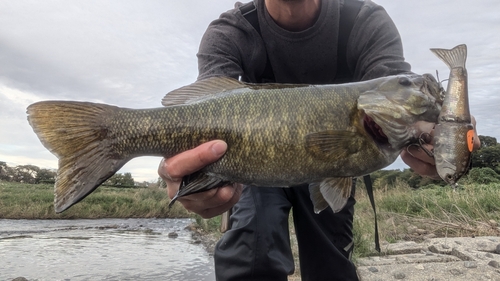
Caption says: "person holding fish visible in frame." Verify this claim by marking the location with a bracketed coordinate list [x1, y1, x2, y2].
[23, 0, 482, 279]
[24, 0, 482, 279]
[156, 0, 481, 281]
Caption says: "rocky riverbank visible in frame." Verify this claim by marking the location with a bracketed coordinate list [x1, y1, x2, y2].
[357, 236, 500, 281]
[187, 223, 220, 255]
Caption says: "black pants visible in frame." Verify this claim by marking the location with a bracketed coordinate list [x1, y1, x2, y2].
[214, 183, 358, 281]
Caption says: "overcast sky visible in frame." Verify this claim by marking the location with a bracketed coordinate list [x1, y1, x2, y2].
[1, 0, 499, 182]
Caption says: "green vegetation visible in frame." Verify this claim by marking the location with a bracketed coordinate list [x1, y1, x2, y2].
[353, 180, 500, 259]
[0, 182, 189, 219]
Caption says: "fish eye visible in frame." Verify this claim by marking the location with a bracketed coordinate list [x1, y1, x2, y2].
[398, 77, 412, 87]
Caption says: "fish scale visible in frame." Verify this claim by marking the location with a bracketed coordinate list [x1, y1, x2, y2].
[27, 74, 443, 213]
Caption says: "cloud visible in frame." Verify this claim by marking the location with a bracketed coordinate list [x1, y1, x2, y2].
[0, 0, 237, 181]
[1, 0, 499, 179]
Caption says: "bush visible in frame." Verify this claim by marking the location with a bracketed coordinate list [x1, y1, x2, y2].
[465, 167, 500, 184]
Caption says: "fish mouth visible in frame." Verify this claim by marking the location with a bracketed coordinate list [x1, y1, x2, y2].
[421, 73, 445, 106]
[363, 114, 389, 146]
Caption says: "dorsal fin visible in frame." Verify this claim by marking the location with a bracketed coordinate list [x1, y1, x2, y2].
[162, 76, 247, 106]
[162, 76, 312, 106]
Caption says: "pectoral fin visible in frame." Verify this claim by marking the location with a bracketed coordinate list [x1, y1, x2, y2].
[169, 171, 231, 207]
[305, 130, 365, 160]
[309, 177, 352, 213]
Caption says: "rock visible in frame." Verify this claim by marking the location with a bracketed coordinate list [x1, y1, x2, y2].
[407, 225, 418, 234]
[488, 260, 500, 268]
[384, 241, 422, 255]
[168, 232, 178, 238]
[357, 236, 500, 281]
[495, 244, 500, 254]
[415, 228, 427, 235]
[424, 233, 436, 239]
[463, 261, 477, 268]
[184, 224, 196, 231]
[11, 278, 28, 281]
[368, 267, 379, 273]
[450, 268, 463, 276]
[393, 272, 406, 279]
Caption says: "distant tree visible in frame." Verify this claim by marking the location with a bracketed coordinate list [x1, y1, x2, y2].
[13, 165, 40, 183]
[0, 161, 7, 179]
[104, 172, 135, 187]
[371, 169, 401, 190]
[472, 136, 500, 171]
[479, 135, 497, 148]
[158, 177, 167, 189]
[122, 172, 135, 186]
[465, 167, 500, 184]
[36, 168, 57, 184]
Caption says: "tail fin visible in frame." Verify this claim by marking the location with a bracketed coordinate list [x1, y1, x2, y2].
[430, 44, 467, 70]
[27, 101, 129, 213]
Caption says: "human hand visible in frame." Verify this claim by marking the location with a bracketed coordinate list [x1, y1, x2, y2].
[400, 121, 440, 179]
[400, 117, 481, 179]
[158, 140, 242, 218]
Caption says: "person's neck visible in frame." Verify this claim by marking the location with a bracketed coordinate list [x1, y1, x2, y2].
[264, 0, 321, 32]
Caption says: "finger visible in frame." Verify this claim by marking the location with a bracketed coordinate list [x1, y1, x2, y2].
[179, 184, 242, 218]
[176, 187, 219, 203]
[406, 144, 434, 165]
[400, 150, 440, 180]
[158, 140, 227, 181]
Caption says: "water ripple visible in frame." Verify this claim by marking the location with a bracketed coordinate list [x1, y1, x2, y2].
[0, 218, 215, 281]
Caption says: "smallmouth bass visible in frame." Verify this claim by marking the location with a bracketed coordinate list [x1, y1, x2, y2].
[27, 75, 442, 213]
[431, 44, 474, 185]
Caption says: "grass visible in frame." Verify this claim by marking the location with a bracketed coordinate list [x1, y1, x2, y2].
[0, 181, 189, 219]
[353, 180, 500, 259]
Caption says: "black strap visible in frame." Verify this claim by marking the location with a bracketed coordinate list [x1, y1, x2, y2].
[336, 0, 363, 82]
[363, 175, 380, 252]
[240, 1, 260, 32]
[240, 1, 275, 83]
[340, 0, 381, 253]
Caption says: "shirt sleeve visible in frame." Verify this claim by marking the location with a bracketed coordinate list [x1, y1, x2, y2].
[348, 2, 413, 81]
[196, 9, 267, 82]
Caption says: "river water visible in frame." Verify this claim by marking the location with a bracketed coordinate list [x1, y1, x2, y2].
[0, 218, 215, 281]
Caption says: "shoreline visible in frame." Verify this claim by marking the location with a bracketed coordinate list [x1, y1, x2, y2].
[188, 223, 220, 255]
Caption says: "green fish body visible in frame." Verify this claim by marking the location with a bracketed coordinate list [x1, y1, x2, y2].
[27, 75, 442, 213]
